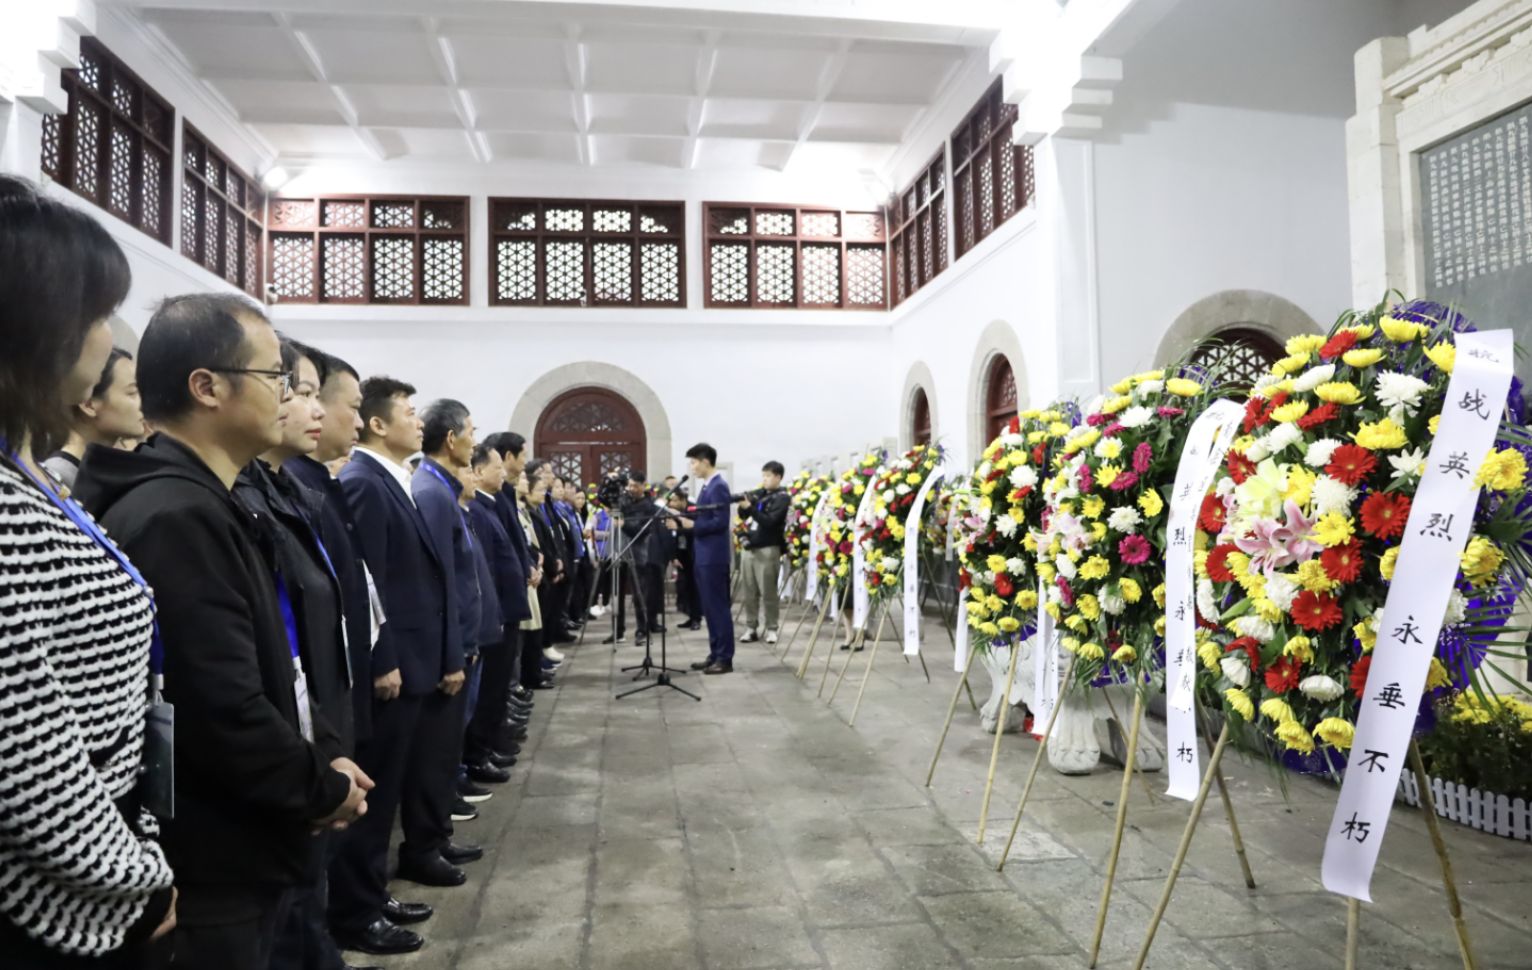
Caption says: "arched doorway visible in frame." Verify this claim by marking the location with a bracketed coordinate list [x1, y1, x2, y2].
[911, 387, 932, 446]
[534, 387, 648, 488]
[982, 355, 1017, 443]
[1188, 327, 1284, 390]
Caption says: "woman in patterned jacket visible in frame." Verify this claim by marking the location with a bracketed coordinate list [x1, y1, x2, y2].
[0, 175, 177, 965]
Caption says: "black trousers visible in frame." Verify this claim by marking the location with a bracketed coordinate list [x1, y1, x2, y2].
[270, 834, 345, 970]
[467, 629, 519, 762]
[566, 557, 592, 625]
[171, 885, 291, 970]
[615, 562, 662, 634]
[675, 555, 700, 622]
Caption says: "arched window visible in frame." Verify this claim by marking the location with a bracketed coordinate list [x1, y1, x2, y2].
[912, 388, 932, 446]
[1188, 327, 1285, 390]
[983, 355, 1017, 443]
[534, 387, 647, 488]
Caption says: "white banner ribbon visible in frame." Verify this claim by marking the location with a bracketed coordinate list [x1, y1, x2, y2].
[1323, 328, 1513, 901]
[805, 490, 833, 601]
[851, 476, 878, 630]
[1163, 399, 1244, 801]
[955, 594, 971, 672]
[904, 463, 947, 656]
[1031, 576, 1059, 739]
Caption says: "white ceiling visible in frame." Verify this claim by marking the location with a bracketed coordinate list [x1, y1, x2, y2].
[116, 0, 1004, 173]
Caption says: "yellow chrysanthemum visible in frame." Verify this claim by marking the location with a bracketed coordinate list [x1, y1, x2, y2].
[1065, 614, 1088, 633]
[1077, 595, 1101, 621]
[1154, 616, 1167, 637]
[1225, 689, 1255, 721]
[1295, 559, 1336, 592]
[1193, 549, 1209, 578]
[1275, 720, 1315, 754]
[1460, 535, 1505, 586]
[1082, 495, 1106, 519]
[1079, 556, 1111, 581]
[1379, 546, 1399, 581]
[998, 616, 1021, 633]
[1096, 439, 1123, 460]
[1286, 334, 1325, 356]
[979, 621, 1000, 637]
[1139, 490, 1164, 518]
[1425, 341, 1456, 374]
[1429, 414, 1440, 436]
[1111, 645, 1137, 664]
[1282, 635, 1314, 663]
[1014, 590, 1039, 610]
[1078, 641, 1105, 660]
[1197, 640, 1222, 672]
[1091, 522, 1107, 542]
[1476, 448, 1527, 492]
[1037, 561, 1056, 583]
[1260, 697, 1296, 724]
[1062, 637, 1081, 654]
[1313, 512, 1355, 547]
[1312, 382, 1361, 406]
[1253, 596, 1283, 624]
[905, 472, 923, 486]
[1285, 465, 1317, 510]
[986, 554, 1008, 573]
[1096, 464, 1121, 488]
[1315, 717, 1355, 750]
[1044, 602, 1061, 620]
[1342, 348, 1385, 368]
[1379, 317, 1425, 342]
[1270, 400, 1310, 423]
[1152, 583, 1167, 608]
[1165, 377, 1202, 397]
[1022, 533, 1039, 553]
[1353, 418, 1407, 450]
[1354, 616, 1377, 653]
[1100, 395, 1132, 415]
[1272, 354, 1309, 376]
[1119, 577, 1142, 603]
[1426, 657, 1451, 691]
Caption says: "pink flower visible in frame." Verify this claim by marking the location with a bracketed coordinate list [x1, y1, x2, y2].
[1057, 577, 1075, 607]
[1133, 442, 1153, 474]
[1157, 406, 1184, 418]
[1232, 499, 1320, 573]
[1077, 463, 1094, 493]
[1086, 412, 1108, 427]
[1108, 470, 1139, 492]
[1118, 534, 1151, 565]
[1103, 422, 1124, 436]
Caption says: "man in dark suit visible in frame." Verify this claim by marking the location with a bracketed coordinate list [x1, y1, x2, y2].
[328, 378, 464, 956]
[466, 443, 530, 768]
[483, 432, 544, 702]
[685, 443, 735, 674]
[76, 294, 367, 969]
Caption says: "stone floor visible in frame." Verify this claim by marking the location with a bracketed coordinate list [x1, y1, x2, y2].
[358, 609, 1532, 970]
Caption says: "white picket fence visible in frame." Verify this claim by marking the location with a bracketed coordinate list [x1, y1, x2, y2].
[1397, 772, 1532, 842]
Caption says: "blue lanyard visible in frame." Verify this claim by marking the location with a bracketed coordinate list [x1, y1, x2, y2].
[312, 532, 337, 578]
[422, 462, 475, 551]
[6, 452, 164, 675]
[273, 572, 302, 661]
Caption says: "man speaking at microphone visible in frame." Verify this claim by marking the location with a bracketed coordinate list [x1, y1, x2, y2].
[684, 443, 735, 675]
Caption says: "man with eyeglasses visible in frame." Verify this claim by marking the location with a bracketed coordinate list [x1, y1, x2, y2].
[76, 294, 370, 970]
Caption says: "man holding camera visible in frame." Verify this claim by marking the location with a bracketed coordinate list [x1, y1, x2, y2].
[604, 471, 660, 646]
[737, 460, 792, 646]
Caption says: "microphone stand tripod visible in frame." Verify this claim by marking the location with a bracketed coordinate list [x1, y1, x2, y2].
[614, 498, 700, 703]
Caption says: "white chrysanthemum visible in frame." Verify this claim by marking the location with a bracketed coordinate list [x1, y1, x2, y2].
[1305, 438, 1343, 468]
[1118, 406, 1154, 429]
[1244, 437, 1272, 462]
[1267, 422, 1303, 454]
[1055, 555, 1077, 580]
[1374, 372, 1430, 414]
[1099, 590, 1126, 615]
[880, 556, 899, 572]
[976, 461, 993, 479]
[1107, 506, 1142, 534]
[1443, 590, 1467, 627]
[1006, 557, 1028, 576]
[1001, 431, 1025, 448]
[1220, 655, 1251, 687]
[1047, 585, 1063, 605]
[1252, 373, 1283, 393]
[1291, 363, 1336, 393]
[1197, 577, 1218, 621]
[1264, 572, 1299, 612]
[895, 483, 912, 496]
[881, 489, 896, 503]
[1009, 465, 1038, 490]
[1135, 379, 1164, 397]
[1299, 674, 1344, 701]
[1389, 447, 1427, 484]
[1231, 614, 1275, 642]
[1310, 475, 1357, 516]
[995, 513, 1018, 538]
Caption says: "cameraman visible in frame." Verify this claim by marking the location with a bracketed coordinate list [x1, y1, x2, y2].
[737, 461, 792, 645]
[605, 471, 659, 645]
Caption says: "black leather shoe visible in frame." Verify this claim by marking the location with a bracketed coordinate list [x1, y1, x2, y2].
[502, 724, 529, 743]
[690, 659, 711, 671]
[505, 712, 530, 728]
[704, 662, 733, 675]
[456, 777, 493, 803]
[468, 761, 511, 784]
[649, 623, 666, 634]
[382, 897, 433, 925]
[680, 620, 702, 630]
[601, 633, 626, 644]
[510, 686, 534, 702]
[450, 797, 479, 822]
[508, 695, 533, 711]
[397, 854, 467, 887]
[530, 678, 557, 690]
[442, 840, 483, 865]
[333, 917, 422, 955]
[488, 750, 518, 769]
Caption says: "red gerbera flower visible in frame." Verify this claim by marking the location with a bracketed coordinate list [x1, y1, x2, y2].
[1032, 444, 1047, 465]
[1007, 416, 1020, 434]
[1264, 656, 1302, 694]
[1225, 636, 1261, 669]
[1226, 451, 1255, 485]
[1118, 534, 1151, 565]
[867, 573, 882, 587]
[1360, 491, 1411, 540]
[958, 568, 971, 590]
[1326, 444, 1377, 486]
[1297, 402, 1340, 430]
[1198, 494, 1226, 533]
[1320, 539, 1364, 584]
[1205, 543, 1239, 583]
[994, 573, 1015, 597]
[1319, 330, 1359, 360]
[1349, 654, 1373, 698]
[1292, 590, 1343, 631]
[1242, 395, 1267, 433]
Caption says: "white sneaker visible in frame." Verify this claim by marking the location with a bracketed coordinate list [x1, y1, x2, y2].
[765, 630, 779, 645]
[544, 646, 566, 662]
[590, 604, 606, 618]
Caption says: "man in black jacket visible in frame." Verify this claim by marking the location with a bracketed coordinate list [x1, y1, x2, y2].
[608, 471, 661, 646]
[738, 461, 792, 645]
[465, 443, 528, 768]
[483, 432, 542, 706]
[329, 377, 462, 956]
[76, 294, 368, 970]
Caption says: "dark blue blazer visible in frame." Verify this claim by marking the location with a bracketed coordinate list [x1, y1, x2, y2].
[412, 459, 478, 659]
[470, 534, 502, 650]
[694, 474, 732, 568]
[340, 450, 459, 694]
[495, 489, 538, 582]
[287, 455, 375, 743]
[469, 492, 526, 625]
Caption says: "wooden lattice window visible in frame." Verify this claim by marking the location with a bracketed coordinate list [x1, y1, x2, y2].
[489, 199, 684, 307]
[889, 150, 948, 308]
[952, 78, 1033, 262]
[984, 355, 1018, 443]
[181, 125, 263, 298]
[40, 37, 173, 246]
[703, 204, 886, 310]
[912, 388, 932, 446]
[1188, 327, 1285, 391]
[265, 196, 469, 305]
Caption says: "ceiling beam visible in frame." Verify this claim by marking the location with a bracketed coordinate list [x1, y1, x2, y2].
[561, 24, 592, 166]
[776, 36, 852, 173]
[421, 15, 490, 163]
[272, 12, 388, 160]
[684, 29, 720, 170]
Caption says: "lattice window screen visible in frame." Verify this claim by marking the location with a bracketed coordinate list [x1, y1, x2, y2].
[271, 234, 316, 301]
[640, 242, 681, 304]
[489, 199, 683, 307]
[592, 241, 632, 303]
[184, 125, 262, 292]
[708, 243, 749, 304]
[951, 78, 1031, 261]
[887, 149, 945, 307]
[845, 246, 886, 307]
[423, 238, 465, 303]
[755, 243, 796, 305]
[371, 236, 416, 302]
[496, 240, 537, 304]
[703, 204, 887, 310]
[544, 240, 587, 303]
[802, 244, 841, 306]
[322, 235, 367, 302]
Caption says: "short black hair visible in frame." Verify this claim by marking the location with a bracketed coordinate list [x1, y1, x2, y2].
[358, 376, 416, 440]
[484, 431, 526, 460]
[420, 398, 470, 454]
[471, 443, 498, 468]
[138, 293, 267, 423]
[306, 344, 359, 393]
[627, 469, 647, 484]
[89, 347, 135, 401]
[524, 458, 548, 481]
[685, 443, 717, 465]
[0, 175, 132, 451]
[762, 460, 785, 477]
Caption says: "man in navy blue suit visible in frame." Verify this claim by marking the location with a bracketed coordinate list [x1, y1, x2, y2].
[328, 378, 465, 956]
[685, 443, 736, 674]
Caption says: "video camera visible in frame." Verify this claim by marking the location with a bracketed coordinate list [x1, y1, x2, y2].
[595, 473, 627, 509]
